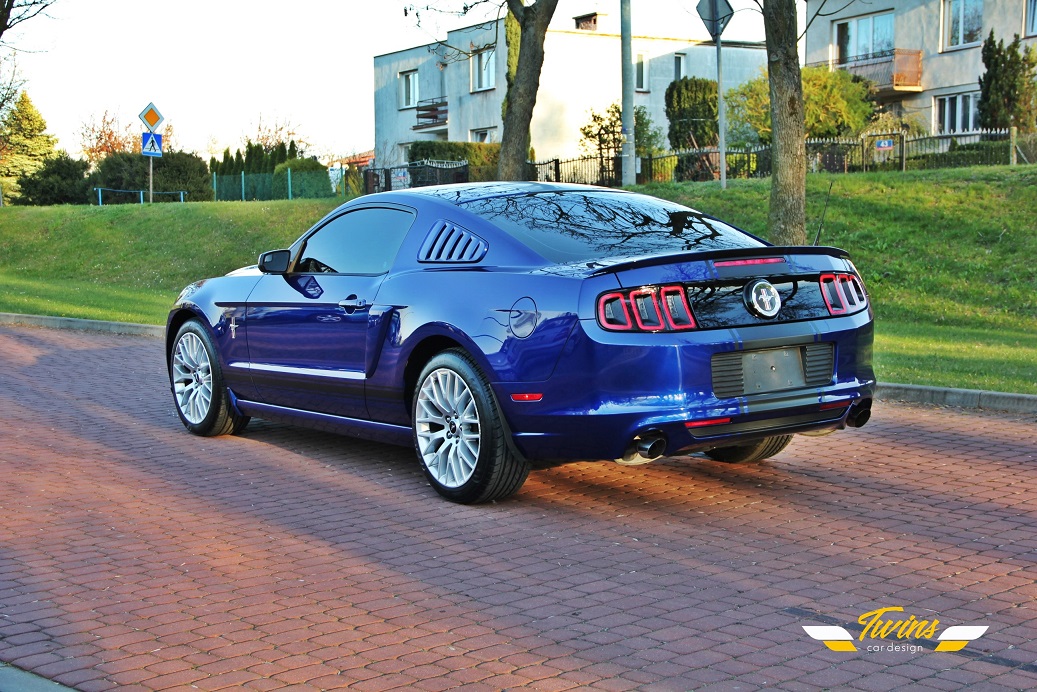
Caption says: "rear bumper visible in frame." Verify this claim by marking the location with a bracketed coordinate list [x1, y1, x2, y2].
[495, 313, 875, 461]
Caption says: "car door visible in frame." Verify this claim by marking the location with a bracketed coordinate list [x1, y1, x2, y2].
[245, 205, 415, 419]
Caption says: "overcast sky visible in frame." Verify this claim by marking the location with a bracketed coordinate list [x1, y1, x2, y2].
[7, 0, 766, 161]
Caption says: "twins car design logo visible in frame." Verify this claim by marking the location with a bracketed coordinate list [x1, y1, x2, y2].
[802, 607, 988, 653]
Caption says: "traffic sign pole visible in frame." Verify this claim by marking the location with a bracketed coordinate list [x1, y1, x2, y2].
[715, 0, 727, 189]
[697, 0, 733, 189]
[139, 103, 165, 204]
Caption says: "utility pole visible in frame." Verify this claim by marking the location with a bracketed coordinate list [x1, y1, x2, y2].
[620, 0, 635, 186]
[697, 0, 732, 189]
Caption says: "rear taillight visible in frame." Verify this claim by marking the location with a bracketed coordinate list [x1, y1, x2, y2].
[820, 273, 868, 315]
[597, 285, 697, 332]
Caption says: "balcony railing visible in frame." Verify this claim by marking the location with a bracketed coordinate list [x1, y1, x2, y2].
[414, 97, 448, 130]
[808, 49, 923, 96]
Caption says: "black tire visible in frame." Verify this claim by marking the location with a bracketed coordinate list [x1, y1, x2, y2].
[412, 349, 530, 504]
[704, 434, 794, 464]
[169, 319, 250, 437]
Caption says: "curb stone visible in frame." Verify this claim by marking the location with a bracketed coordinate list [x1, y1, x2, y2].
[0, 663, 76, 692]
[1, 312, 1034, 415]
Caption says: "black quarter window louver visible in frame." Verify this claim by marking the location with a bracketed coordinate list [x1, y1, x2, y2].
[418, 221, 488, 263]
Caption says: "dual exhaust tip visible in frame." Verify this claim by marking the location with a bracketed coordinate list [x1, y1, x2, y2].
[616, 433, 667, 466]
[614, 397, 873, 466]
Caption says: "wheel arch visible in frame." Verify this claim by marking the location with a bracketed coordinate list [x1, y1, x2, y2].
[165, 307, 211, 371]
[402, 335, 467, 418]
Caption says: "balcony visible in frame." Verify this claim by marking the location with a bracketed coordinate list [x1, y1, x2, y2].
[414, 97, 448, 131]
[808, 49, 923, 98]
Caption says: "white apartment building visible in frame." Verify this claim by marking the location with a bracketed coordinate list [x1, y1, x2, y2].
[803, 0, 1037, 134]
[372, 3, 768, 168]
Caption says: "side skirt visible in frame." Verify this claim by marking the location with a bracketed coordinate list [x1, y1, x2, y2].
[234, 397, 413, 448]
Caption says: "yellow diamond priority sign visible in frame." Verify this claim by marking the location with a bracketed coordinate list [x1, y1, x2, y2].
[139, 102, 164, 132]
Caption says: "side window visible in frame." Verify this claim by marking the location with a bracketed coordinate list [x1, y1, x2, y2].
[296, 207, 414, 275]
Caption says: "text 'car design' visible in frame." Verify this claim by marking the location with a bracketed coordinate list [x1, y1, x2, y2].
[167, 182, 874, 503]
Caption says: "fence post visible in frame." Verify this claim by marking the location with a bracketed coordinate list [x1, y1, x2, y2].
[139, 190, 144, 205]
[1010, 126, 1018, 166]
[180, 191, 185, 203]
[288, 168, 293, 201]
[96, 188, 102, 206]
[241, 171, 245, 201]
[900, 132, 907, 172]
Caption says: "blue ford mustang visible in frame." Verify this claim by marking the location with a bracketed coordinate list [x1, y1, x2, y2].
[167, 182, 874, 503]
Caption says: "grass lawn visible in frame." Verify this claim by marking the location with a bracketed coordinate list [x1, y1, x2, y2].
[0, 168, 1034, 394]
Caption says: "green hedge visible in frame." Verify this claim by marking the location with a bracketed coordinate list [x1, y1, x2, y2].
[407, 141, 500, 167]
[272, 158, 333, 199]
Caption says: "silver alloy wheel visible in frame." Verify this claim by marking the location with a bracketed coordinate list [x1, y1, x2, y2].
[415, 367, 481, 488]
[171, 331, 214, 425]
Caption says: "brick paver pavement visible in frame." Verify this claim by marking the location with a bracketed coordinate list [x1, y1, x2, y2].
[1, 323, 1036, 691]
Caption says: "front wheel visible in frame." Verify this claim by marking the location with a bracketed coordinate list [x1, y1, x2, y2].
[169, 319, 249, 436]
[704, 435, 794, 464]
[413, 350, 530, 504]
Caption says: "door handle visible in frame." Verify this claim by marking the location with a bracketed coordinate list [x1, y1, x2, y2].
[338, 296, 369, 313]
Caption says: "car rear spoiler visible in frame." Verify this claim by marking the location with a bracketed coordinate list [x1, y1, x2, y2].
[586, 245, 851, 277]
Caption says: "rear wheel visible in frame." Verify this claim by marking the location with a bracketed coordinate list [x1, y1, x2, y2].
[170, 320, 249, 436]
[704, 434, 793, 464]
[413, 350, 530, 504]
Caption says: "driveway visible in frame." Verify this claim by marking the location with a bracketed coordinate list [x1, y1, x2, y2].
[1, 324, 1035, 691]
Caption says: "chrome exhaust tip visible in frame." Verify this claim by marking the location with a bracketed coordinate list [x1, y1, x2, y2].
[615, 433, 667, 466]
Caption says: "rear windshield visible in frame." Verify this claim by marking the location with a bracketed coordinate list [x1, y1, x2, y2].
[459, 190, 765, 263]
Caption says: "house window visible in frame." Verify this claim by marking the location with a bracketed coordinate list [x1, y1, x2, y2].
[400, 70, 418, 108]
[936, 92, 980, 133]
[944, 0, 983, 48]
[635, 53, 648, 90]
[1028, 0, 1037, 36]
[472, 49, 496, 91]
[675, 53, 685, 80]
[835, 12, 894, 63]
[471, 128, 497, 143]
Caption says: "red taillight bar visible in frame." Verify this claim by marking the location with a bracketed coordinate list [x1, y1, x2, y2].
[597, 285, 698, 333]
[714, 257, 786, 267]
[597, 291, 632, 330]
[820, 273, 867, 316]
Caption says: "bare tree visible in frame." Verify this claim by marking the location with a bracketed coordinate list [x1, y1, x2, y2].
[758, 0, 805, 245]
[0, 0, 55, 45]
[746, 0, 854, 245]
[497, 0, 557, 179]
[247, 115, 307, 155]
[405, 0, 558, 181]
[0, 51, 21, 117]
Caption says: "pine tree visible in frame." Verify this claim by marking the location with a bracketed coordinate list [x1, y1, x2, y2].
[0, 91, 57, 203]
[978, 30, 1037, 132]
[665, 77, 719, 150]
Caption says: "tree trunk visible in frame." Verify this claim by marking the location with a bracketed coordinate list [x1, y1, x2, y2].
[498, 0, 558, 181]
[762, 0, 806, 246]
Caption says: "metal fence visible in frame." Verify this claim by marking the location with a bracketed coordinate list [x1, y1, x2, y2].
[212, 169, 337, 202]
[358, 129, 1036, 195]
[636, 129, 1034, 184]
[364, 161, 469, 194]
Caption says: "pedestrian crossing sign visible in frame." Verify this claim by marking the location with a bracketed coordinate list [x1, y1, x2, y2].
[142, 132, 163, 158]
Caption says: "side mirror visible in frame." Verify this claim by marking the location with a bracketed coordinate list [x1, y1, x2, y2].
[258, 249, 291, 274]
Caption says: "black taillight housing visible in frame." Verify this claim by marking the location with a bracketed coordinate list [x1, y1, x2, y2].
[597, 285, 697, 332]
[820, 273, 868, 315]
